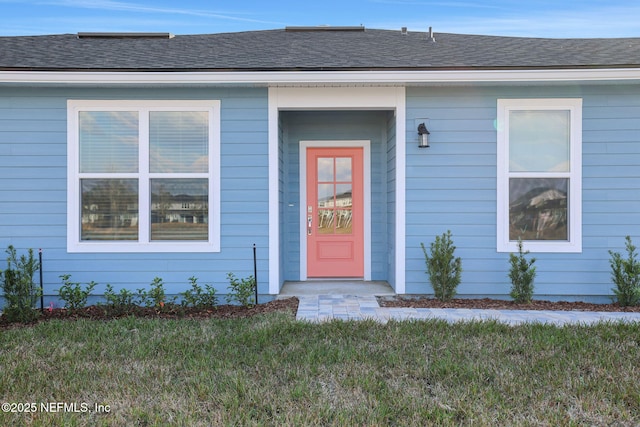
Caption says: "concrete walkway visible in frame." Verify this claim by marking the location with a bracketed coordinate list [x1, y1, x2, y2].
[295, 295, 640, 326]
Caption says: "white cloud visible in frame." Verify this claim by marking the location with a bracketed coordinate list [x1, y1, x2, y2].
[40, 0, 281, 25]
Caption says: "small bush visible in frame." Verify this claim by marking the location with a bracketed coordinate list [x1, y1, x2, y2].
[421, 230, 462, 302]
[135, 287, 149, 307]
[181, 276, 218, 309]
[149, 277, 166, 307]
[102, 284, 137, 315]
[0, 246, 40, 323]
[139, 277, 175, 310]
[508, 239, 536, 304]
[226, 273, 256, 307]
[57, 274, 97, 314]
[609, 236, 640, 307]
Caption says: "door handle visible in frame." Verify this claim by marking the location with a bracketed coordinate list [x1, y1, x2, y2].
[307, 215, 312, 235]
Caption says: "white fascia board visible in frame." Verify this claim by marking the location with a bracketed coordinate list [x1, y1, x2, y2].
[1, 68, 640, 85]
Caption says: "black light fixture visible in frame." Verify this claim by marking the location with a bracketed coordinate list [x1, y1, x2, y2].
[417, 122, 430, 148]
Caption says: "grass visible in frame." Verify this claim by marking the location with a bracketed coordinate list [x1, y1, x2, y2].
[1, 314, 639, 426]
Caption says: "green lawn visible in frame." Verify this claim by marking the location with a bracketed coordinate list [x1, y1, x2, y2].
[1, 314, 639, 426]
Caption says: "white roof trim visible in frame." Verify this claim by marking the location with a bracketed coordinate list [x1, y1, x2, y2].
[1, 68, 639, 85]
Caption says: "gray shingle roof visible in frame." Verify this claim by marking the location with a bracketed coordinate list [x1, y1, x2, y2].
[1, 28, 640, 71]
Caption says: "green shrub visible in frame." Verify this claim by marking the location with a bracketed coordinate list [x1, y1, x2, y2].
[181, 276, 218, 309]
[508, 239, 536, 304]
[148, 277, 167, 309]
[135, 287, 149, 307]
[226, 273, 256, 307]
[137, 277, 174, 310]
[102, 284, 137, 316]
[421, 230, 462, 301]
[0, 246, 40, 323]
[609, 236, 640, 307]
[57, 274, 97, 314]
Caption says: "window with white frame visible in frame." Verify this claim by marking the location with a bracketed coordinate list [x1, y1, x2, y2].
[67, 100, 220, 252]
[497, 98, 582, 253]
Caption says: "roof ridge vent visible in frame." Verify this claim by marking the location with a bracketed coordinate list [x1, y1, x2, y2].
[285, 26, 365, 32]
[77, 32, 174, 39]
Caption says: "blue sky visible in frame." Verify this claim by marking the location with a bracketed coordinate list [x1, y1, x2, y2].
[2, 0, 640, 38]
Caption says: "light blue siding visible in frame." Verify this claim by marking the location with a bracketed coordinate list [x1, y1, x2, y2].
[0, 87, 270, 303]
[405, 84, 640, 301]
[2, 81, 639, 304]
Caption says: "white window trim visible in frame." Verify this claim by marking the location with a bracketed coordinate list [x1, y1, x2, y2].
[497, 98, 582, 253]
[67, 100, 221, 253]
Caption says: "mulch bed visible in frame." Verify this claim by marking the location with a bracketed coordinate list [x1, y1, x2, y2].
[377, 296, 640, 312]
[4, 296, 639, 329]
[0, 297, 300, 329]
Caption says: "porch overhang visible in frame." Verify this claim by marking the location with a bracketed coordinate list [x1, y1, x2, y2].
[268, 86, 407, 295]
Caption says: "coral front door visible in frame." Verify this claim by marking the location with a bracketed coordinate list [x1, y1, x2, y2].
[306, 147, 364, 278]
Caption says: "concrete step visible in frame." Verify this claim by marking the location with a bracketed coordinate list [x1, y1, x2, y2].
[278, 280, 395, 297]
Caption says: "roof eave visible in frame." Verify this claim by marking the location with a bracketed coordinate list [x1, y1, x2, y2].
[1, 64, 639, 72]
[0, 68, 639, 86]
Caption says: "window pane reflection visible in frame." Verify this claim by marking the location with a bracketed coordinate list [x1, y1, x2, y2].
[509, 178, 568, 241]
[80, 111, 139, 173]
[151, 179, 208, 241]
[317, 158, 333, 182]
[335, 210, 352, 234]
[336, 157, 352, 181]
[318, 184, 333, 207]
[150, 111, 209, 173]
[81, 179, 138, 240]
[336, 184, 352, 208]
[509, 110, 570, 173]
[317, 209, 334, 234]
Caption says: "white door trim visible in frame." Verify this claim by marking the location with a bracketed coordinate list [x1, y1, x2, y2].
[299, 141, 371, 281]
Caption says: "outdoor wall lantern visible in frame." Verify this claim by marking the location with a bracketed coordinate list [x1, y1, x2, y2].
[417, 122, 430, 148]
